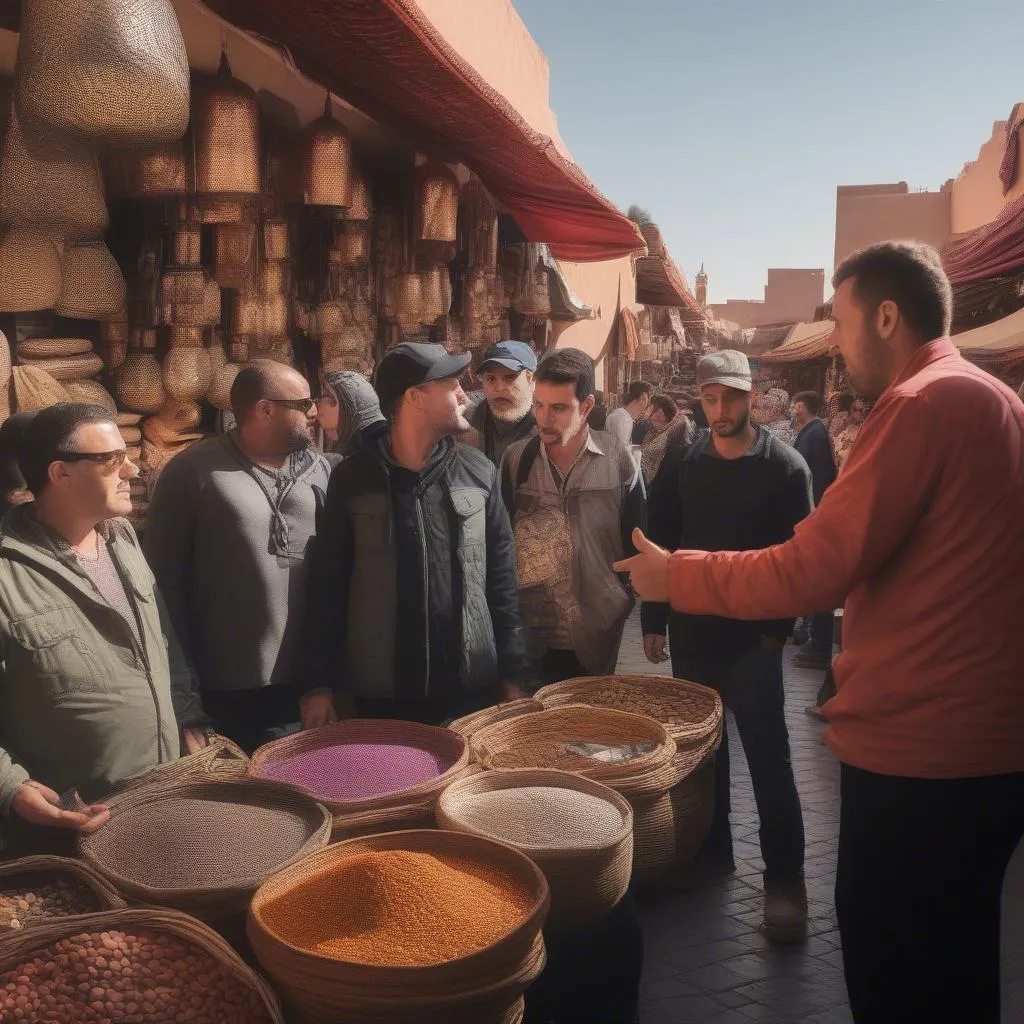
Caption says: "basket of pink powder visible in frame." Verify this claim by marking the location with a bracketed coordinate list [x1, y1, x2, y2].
[248, 721, 471, 840]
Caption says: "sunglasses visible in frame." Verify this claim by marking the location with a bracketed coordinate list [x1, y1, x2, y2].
[265, 397, 316, 414]
[56, 449, 133, 470]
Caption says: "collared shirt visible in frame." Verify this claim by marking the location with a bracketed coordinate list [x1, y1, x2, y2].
[605, 406, 634, 447]
[667, 339, 1024, 779]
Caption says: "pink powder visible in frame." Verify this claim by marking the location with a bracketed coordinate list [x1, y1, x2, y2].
[258, 743, 454, 801]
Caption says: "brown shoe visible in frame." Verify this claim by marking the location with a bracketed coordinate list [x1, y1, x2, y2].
[762, 878, 808, 945]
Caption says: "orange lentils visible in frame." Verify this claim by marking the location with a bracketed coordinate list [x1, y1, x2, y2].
[261, 850, 534, 966]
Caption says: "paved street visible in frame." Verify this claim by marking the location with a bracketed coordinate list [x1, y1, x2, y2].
[615, 611, 1024, 1023]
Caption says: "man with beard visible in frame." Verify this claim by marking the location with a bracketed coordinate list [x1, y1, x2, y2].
[300, 343, 528, 726]
[616, 242, 1024, 1024]
[640, 350, 813, 943]
[144, 361, 331, 752]
[463, 340, 537, 467]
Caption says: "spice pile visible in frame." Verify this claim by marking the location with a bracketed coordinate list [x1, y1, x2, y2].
[450, 786, 625, 850]
[0, 878, 101, 931]
[258, 743, 455, 801]
[0, 927, 272, 1023]
[262, 850, 533, 966]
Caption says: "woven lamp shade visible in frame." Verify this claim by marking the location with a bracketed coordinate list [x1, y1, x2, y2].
[65, 377, 117, 414]
[212, 222, 256, 290]
[415, 161, 460, 244]
[163, 346, 213, 403]
[112, 351, 165, 413]
[263, 217, 289, 261]
[346, 161, 373, 222]
[191, 53, 261, 196]
[56, 240, 126, 320]
[0, 330, 10, 421]
[387, 272, 424, 336]
[0, 225, 61, 312]
[17, 352, 104, 382]
[105, 139, 189, 199]
[13, 0, 189, 149]
[302, 96, 352, 208]
[334, 223, 369, 267]
[420, 265, 452, 324]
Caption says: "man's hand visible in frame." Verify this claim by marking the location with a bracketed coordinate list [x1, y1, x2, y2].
[182, 727, 212, 755]
[643, 634, 669, 664]
[11, 782, 109, 834]
[613, 529, 671, 603]
[300, 691, 338, 730]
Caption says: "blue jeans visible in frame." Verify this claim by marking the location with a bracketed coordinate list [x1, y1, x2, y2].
[672, 643, 805, 881]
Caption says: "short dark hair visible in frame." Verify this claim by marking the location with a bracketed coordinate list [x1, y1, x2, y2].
[622, 381, 653, 405]
[792, 391, 820, 416]
[834, 393, 855, 414]
[833, 241, 952, 342]
[230, 362, 278, 420]
[535, 348, 595, 401]
[19, 403, 116, 496]
[650, 394, 678, 420]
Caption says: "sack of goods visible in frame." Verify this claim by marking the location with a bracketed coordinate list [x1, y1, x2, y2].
[248, 829, 549, 1024]
[437, 768, 633, 934]
[248, 720, 469, 840]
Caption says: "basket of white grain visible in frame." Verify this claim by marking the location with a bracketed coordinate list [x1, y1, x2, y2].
[437, 768, 633, 933]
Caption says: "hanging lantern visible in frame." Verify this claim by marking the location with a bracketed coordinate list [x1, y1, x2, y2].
[387, 273, 424, 336]
[302, 95, 352, 208]
[334, 223, 370, 267]
[192, 51, 261, 196]
[420, 266, 452, 325]
[163, 346, 213, 403]
[13, 0, 189, 149]
[105, 140, 189, 200]
[346, 161, 373, 222]
[0, 225, 61, 313]
[112, 351, 166, 414]
[506, 243, 551, 317]
[415, 162, 460, 244]
[263, 218, 290, 261]
[56, 240, 127, 320]
[212, 223, 256, 290]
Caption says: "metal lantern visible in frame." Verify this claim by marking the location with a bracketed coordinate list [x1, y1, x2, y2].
[302, 95, 352, 208]
[346, 161, 373, 223]
[212, 223, 256, 290]
[56, 240, 127, 320]
[0, 225, 61, 312]
[415, 162, 460, 244]
[192, 52, 260, 196]
[106, 140, 189, 200]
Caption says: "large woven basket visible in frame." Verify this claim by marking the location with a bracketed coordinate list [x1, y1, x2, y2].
[0, 856, 125, 929]
[16, 352, 104, 382]
[0, 908, 284, 1024]
[78, 777, 331, 920]
[471, 705, 681, 883]
[438, 769, 632, 934]
[12, 364, 70, 411]
[112, 351, 166, 413]
[55, 240, 126, 320]
[0, 225, 61, 312]
[448, 699, 543, 744]
[63, 378, 117, 414]
[248, 720, 470, 840]
[16, 338, 92, 359]
[248, 829, 549, 1024]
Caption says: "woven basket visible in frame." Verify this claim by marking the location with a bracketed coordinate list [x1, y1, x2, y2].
[163, 346, 213, 402]
[12, 364, 70, 411]
[420, 265, 452, 323]
[16, 338, 92, 359]
[105, 140, 189, 199]
[0, 225, 61, 312]
[437, 769, 632, 934]
[56, 240, 126, 320]
[16, 352, 104, 382]
[111, 351, 166, 413]
[303, 96, 352, 207]
[208, 360, 240, 411]
[448, 699, 543, 743]
[212, 222, 256, 289]
[387, 273, 424, 335]
[247, 829, 549, 1024]
[347, 161, 373, 222]
[471, 705, 681, 882]
[263, 217, 290, 260]
[0, 856, 125, 928]
[116, 411, 143, 427]
[0, 331, 9, 421]
[64, 378, 117, 414]
[335, 223, 370, 266]
[0, 908, 284, 1023]
[249, 720, 470, 840]
[78, 777, 331, 920]
[415, 162, 460, 243]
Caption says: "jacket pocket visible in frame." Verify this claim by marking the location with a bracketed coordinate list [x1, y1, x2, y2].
[7, 608, 108, 700]
[451, 488, 498, 685]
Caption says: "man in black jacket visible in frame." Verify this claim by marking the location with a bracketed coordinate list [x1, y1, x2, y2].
[642, 350, 813, 944]
[300, 343, 529, 727]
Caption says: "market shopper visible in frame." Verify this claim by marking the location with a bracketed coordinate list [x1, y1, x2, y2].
[753, 386, 796, 445]
[315, 369, 386, 460]
[501, 348, 646, 682]
[300, 342, 529, 725]
[605, 380, 653, 447]
[616, 241, 1024, 1024]
[638, 393, 694, 485]
[641, 350, 813, 943]
[833, 397, 868, 470]
[144, 361, 331, 753]
[0, 404, 208, 853]
[463, 340, 538, 466]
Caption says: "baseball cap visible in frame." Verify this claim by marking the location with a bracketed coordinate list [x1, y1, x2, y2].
[479, 340, 537, 374]
[697, 350, 752, 393]
[374, 342, 472, 413]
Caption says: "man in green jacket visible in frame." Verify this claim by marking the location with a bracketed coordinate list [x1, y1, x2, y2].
[0, 404, 208, 852]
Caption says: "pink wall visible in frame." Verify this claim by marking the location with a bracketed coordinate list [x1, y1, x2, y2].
[709, 300, 766, 330]
[951, 110, 1024, 234]
[764, 268, 825, 324]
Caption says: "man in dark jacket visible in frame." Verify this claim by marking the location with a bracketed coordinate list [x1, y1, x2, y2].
[462, 340, 537, 467]
[300, 343, 529, 726]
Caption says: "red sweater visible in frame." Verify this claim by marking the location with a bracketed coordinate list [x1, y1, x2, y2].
[668, 340, 1024, 778]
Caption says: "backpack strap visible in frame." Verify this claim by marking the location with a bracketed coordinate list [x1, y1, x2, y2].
[501, 435, 542, 516]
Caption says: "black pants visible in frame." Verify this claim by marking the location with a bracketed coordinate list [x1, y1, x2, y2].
[673, 645, 805, 880]
[202, 684, 302, 755]
[810, 610, 835, 657]
[524, 894, 643, 1024]
[540, 649, 590, 685]
[836, 764, 1024, 1024]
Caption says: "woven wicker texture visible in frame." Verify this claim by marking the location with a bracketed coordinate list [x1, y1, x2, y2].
[63, 378, 117, 414]
[0, 856, 125, 930]
[263, 217, 290, 260]
[16, 337, 92, 359]
[0, 330, 9, 421]
[208, 359, 240, 410]
[56, 240, 126, 320]
[0, 908, 284, 1024]
[116, 411, 143, 426]
[448, 698, 543, 742]
[346, 161, 373, 222]
[105, 139, 189, 198]
[16, 352, 104, 382]
[13, 0, 189, 148]
[78, 778, 330, 919]
[12, 364, 71, 411]
[415, 162, 459, 243]
[420, 265, 452, 323]
[303, 96, 352, 207]
[335, 223, 369, 266]
[386, 272, 423, 336]
[505, 243, 551, 317]
[247, 829, 548, 1024]
[162, 346, 213, 402]
[112, 351, 165, 413]
[0, 225, 61, 312]
[212, 222, 255, 289]
[437, 769, 633, 934]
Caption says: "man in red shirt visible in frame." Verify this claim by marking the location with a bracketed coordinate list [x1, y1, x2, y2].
[616, 241, 1024, 1024]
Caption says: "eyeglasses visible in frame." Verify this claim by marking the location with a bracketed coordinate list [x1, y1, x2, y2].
[56, 449, 133, 470]
[265, 397, 316, 414]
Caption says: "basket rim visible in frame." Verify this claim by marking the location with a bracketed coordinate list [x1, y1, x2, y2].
[248, 827, 550, 975]
[0, 854, 125, 911]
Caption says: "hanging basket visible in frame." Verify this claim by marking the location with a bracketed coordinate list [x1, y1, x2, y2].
[163, 347, 213, 403]
[56, 240, 126, 320]
[263, 217, 290, 261]
[112, 351, 166, 414]
[346, 161, 373, 222]
[415, 161, 460, 244]
[105, 139, 189, 199]
[212, 222, 256, 289]
[386, 273, 424, 335]
[335, 223, 370, 266]
[420, 265, 453, 324]
[302, 96, 352, 208]
[0, 225, 61, 312]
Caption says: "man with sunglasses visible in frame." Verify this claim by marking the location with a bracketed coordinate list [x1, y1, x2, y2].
[0, 404, 208, 855]
[144, 361, 332, 752]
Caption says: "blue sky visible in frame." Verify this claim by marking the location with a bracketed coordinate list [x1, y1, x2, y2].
[513, 0, 1022, 305]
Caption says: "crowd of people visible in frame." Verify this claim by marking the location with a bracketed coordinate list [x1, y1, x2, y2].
[0, 240, 1021, 1024]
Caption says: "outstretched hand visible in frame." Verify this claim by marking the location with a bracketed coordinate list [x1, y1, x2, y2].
[11, 782, 110, 834]
[613, 528, 671, 603]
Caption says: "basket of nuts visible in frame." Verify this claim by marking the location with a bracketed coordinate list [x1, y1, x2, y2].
[0, 857, 125, 932]
[0, 907, 285, 1023]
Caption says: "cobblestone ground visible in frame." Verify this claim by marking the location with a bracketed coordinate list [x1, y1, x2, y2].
[615, 610, 1024, 1024]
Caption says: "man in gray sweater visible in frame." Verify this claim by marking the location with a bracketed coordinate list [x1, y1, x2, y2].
[144, 361, 332, 752]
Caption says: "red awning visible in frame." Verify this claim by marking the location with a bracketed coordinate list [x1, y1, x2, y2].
[941, 193, 1024, 285]
[634, 224, 705, 319]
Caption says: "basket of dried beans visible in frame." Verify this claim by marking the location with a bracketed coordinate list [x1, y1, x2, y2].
[0, 857, 124, 932]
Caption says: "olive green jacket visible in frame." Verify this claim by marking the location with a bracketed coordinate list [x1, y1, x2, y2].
[0, 508, 207, 816]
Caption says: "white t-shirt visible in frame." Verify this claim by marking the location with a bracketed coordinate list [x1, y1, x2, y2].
[606, 406, 634, 447]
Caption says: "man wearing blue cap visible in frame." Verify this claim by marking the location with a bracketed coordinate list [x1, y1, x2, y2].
[300, 343, 530, 726]
[463, 340, 538, 467]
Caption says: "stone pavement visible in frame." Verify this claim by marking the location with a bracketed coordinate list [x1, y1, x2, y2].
[614, 611, 1024, 1024]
